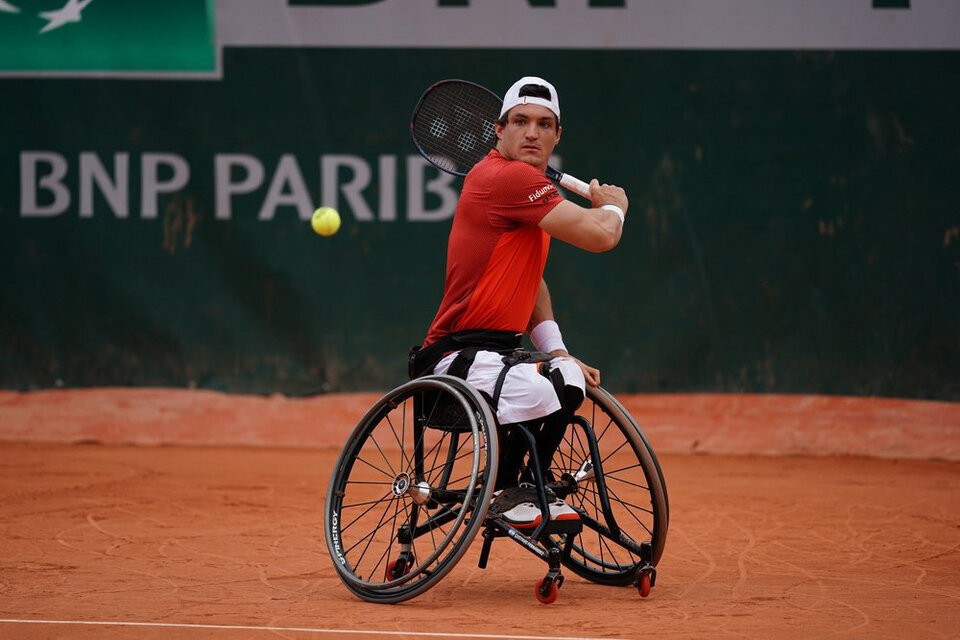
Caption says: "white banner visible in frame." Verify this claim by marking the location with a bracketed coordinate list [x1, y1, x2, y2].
[219, 0, 960, 50]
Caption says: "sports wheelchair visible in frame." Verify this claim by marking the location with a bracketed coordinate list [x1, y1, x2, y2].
[324, 373, 669, 604]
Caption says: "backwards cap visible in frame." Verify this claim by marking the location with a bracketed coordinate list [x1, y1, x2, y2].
[499, 76, 561, 121]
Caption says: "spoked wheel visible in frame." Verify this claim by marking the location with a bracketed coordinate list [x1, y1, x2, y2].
[325, 375, 498, 603]
[550, 386, 668, 587]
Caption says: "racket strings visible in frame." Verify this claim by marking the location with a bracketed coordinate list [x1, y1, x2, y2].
[412, 82, 502, 176]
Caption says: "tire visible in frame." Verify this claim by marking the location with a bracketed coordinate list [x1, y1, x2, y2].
[324, 375, 498, 603]
[551, 385, 668, 586]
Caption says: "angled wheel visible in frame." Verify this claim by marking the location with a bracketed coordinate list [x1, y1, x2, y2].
[535, 577, 559, 604]
[325, 375, 498, 603]
[636, 567, 653, 598]
[550, 385, 668, 586]
[385, 552, 413, 580]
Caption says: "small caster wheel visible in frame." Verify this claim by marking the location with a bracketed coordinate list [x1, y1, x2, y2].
[634, 562, 656, 598]
[535, 576, 559, 604]
[637, 570, 652, 597]
[385, 552, 413, 581]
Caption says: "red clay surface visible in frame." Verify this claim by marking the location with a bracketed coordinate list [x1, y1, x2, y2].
[1, 388, 957, 459]
[0, 389, 958, 639]
[1, 445, 958, 639]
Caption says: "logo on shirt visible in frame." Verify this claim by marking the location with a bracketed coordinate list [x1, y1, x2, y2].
[528, 184, 556, 202]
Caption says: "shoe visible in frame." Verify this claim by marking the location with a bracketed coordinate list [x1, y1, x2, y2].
[489, 484, 579, 530]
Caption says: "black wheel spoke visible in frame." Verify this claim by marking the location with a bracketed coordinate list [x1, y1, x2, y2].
[340, 491, 395, 534]
[352, 453, 398, 481]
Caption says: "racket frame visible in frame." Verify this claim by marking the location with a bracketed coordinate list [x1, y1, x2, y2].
[410, 79, 591, 199]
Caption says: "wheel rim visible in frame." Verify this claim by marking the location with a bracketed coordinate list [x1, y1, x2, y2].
[326, 377, 496, 598]
[550, 387, 667, 582]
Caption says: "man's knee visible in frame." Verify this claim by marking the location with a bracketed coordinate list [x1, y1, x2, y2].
[542, 358, 585, 414]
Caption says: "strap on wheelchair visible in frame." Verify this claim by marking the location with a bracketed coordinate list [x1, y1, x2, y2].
[446, 347, 478, 380]
[408, 329, 522, 379]
[407, 330, 555, 413]
[491, 349, 555, 411]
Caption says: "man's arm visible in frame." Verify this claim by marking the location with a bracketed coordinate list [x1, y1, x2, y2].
[538, 179, 627, 252]
[528, 277, 556, 330]
[528, 279, 601, 386]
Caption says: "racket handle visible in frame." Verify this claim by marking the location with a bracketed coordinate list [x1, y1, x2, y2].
[547, 166, 591, 199]
[559, 172, 591, 198]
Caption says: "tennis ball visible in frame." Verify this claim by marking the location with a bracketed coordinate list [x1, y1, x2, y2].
[311, 207, 341, 237]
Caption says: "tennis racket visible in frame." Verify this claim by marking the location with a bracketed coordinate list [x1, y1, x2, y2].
[410, 79, 592, 199]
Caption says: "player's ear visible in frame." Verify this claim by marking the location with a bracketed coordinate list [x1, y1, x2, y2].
[555, 124, 562, 143]
[494, 122, 504, 140]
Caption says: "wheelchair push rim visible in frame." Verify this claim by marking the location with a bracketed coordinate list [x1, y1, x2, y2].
[324, 376, 498, 602]
[551, 385, 669, 586]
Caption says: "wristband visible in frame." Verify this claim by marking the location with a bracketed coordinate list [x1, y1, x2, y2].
[530, 320, 567, 354]
[601, 204, 625, 225]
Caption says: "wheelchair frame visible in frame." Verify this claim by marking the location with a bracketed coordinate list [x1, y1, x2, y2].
[324, 374, 668, 604]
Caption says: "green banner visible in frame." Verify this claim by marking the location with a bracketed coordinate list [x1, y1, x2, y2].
[1, 49, 957, 399]
[0, 0, 215, 74]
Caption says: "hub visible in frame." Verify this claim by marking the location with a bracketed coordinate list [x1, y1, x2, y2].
[392, 473, 432, 505]
[392, 472, 411, 496]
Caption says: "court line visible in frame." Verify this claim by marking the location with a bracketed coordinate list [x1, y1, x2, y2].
[0, 619, 632, 640]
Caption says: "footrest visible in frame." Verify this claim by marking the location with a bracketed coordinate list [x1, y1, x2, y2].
[494, 511, 583, 536]
[540, 517, 582, 536]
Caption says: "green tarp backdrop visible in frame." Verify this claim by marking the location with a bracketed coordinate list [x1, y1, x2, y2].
[1, 46, 957, 398]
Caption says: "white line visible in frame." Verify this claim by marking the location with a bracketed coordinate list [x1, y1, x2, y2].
[0, 619, 631, 640]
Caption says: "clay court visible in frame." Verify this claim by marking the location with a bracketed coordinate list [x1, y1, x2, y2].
[4, 1, 958, 638]
[1, 389, 957, 639]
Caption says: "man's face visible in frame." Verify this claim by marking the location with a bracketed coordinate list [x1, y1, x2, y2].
[495, 104, 562, 171]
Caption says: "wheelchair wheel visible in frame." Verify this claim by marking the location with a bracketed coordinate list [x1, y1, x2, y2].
[551, 385, 668, 586]
[325, 375, 498, 603]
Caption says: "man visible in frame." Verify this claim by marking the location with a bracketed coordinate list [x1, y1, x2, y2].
[409, 76, 628, 528]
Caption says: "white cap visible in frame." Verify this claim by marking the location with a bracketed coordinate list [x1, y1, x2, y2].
[499, 76, 561, 121]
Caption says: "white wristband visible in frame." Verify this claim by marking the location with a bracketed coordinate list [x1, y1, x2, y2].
[601, 204, 625, 225]
[530, 320, 567, 354]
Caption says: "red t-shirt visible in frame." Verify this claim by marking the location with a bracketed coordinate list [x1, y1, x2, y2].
[424, 150, 563, 346]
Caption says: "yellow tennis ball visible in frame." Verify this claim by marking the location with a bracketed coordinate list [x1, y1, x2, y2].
[311, 207, 341, 237]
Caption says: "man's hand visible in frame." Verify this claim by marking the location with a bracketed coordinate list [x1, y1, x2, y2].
[550, 350, 601, 387]
[588, 178, 628, 215]
[540, 182, 627, 253]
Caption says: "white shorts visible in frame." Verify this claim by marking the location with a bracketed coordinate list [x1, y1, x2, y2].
[433, 350, 585, 425]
